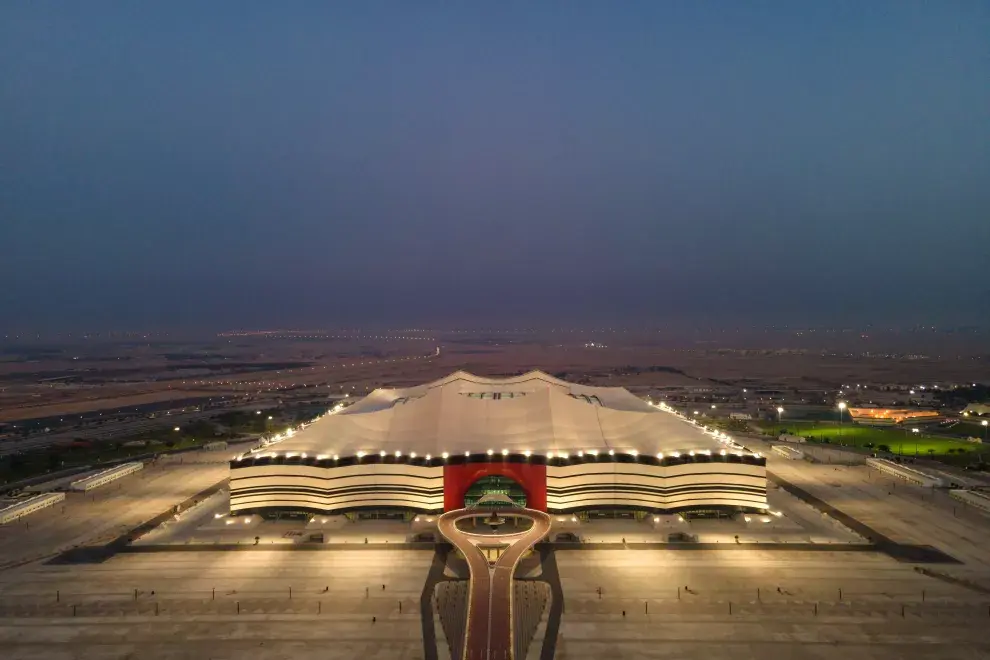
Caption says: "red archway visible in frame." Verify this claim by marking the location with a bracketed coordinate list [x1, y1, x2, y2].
[443, 462, 547, 511]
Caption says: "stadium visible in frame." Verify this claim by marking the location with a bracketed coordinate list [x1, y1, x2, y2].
[229, 371, 767, 516]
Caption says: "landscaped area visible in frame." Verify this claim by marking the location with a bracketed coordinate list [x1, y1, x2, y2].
[765, 421, 980, 457]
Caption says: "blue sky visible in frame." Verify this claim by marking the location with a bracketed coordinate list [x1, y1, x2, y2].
[2, 2, 988, 330]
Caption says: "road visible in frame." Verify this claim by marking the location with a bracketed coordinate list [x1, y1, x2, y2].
[438, 507, 551, 660]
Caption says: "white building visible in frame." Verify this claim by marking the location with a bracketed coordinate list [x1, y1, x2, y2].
[230, 371, 766, 516]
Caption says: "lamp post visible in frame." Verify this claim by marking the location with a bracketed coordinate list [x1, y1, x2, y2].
[776, 407, 784, 435]
[982, 419, 988, 443]
[837, 402, 846, 439]
[912, 427, 919, 457]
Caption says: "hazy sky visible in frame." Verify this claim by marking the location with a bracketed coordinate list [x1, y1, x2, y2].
[2, 2, 988, 331]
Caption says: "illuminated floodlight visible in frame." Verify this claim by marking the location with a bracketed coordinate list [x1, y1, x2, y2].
[560, 452, 569, 459]
[577, 450, 584, 457]
[656, 452, 664, 459]
[547, 451, 555, 459]
[357, 451, 366, 458]
[173, 426, 180, 432]
[441, 452, 449, 459]
[380, 450, 386, 457]
[608, 449, 615, 456]
[671, 451, 680, 458]
[720, 449, 726, 456]
[464, 451, 470, 457]
[688, 450, 695, 456]
[501, 449, 508, 456]
[487, 449, 494, 456]
[588, 449, 599, 456]
[630, 449, 638, 457]
[395, 450, 402, 458]
[332, 454, 339, 460]
[410, 452, 417, 459]
[524, 450, 532, 457]
[425, 454, 431, 460]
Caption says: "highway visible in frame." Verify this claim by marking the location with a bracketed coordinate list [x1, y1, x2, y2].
[438, 507, 550, 660]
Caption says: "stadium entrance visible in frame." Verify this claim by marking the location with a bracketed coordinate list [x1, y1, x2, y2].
[464, 475, 527, 508]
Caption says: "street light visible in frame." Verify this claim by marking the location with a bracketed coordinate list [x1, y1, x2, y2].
[911, 427, 920, 456]
[776, 407, 784, 434]
[983, 419, 988, 443]
[837, 402, 847, 439]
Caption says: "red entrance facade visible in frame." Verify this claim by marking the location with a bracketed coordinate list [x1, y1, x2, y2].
[443, 462, 547, 511]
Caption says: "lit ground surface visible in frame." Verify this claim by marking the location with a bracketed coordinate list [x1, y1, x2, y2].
[748, 438, 990, 571]
[0, 457, 230, 569]
[553, 549, 990, 660]
[2, 442, 990, 658]
[0, 550, 432, 660]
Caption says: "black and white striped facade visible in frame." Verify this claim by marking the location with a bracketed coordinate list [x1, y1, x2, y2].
[230, 449, 767, 514]
[545, 458, 766, 511]
[229, 371, 768, 515]
[231, 460, 445, 514]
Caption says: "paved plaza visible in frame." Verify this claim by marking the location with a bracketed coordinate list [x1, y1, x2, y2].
[0, 443, 989, 658]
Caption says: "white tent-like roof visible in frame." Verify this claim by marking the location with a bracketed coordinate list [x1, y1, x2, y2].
[262, 370, 727, 459]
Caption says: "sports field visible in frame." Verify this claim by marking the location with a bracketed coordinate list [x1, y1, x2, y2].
[771, 422, 977, 456]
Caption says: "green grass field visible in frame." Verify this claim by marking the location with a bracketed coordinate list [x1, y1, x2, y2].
[774, 423, 978, 456]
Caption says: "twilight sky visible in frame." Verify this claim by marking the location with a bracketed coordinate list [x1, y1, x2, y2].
[2, 2, 988, 331]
